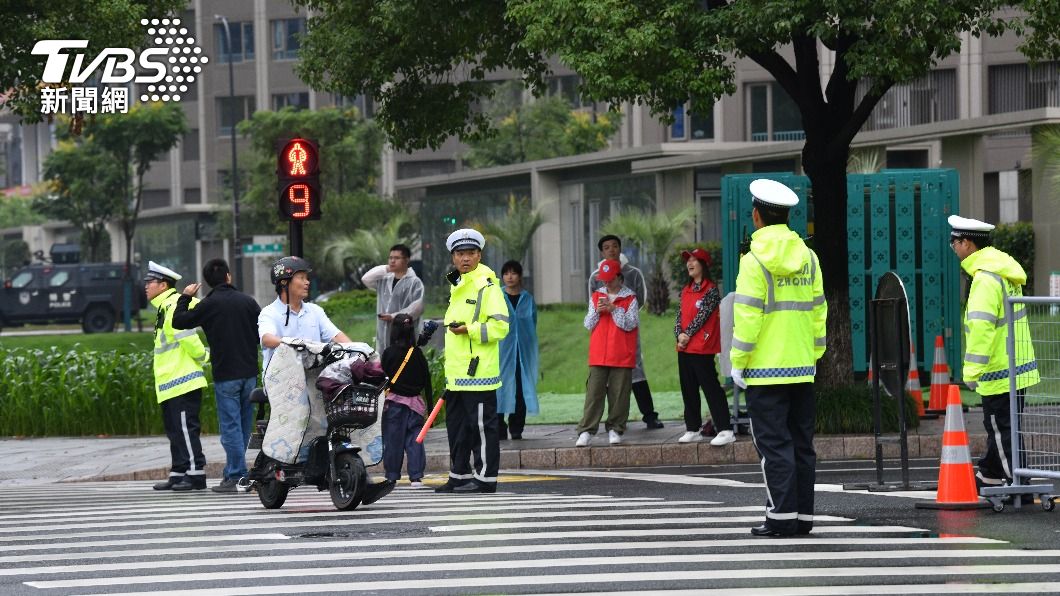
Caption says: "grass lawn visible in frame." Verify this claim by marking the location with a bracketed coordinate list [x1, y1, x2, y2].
[0, 331, 152, 353]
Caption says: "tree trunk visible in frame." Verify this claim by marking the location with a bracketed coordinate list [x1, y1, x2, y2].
[802, 141, 853, 389]
[647, 272, 670, 316]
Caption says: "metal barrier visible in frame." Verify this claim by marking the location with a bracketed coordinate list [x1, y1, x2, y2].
[982, 296, 1060, 511]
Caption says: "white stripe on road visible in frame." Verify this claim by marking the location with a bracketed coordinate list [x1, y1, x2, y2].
[535, 583, 1060, 595]
[0, 498, 705, 525]
[0, 508, 765, 541]
[7, 547, 1055, 578]
[429, 516, 887, 532]
[55, 566, 1060, 595]
[0, 532, 1001, 564]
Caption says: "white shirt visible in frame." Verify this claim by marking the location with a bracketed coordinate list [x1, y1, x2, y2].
[258, 297, 341, 373]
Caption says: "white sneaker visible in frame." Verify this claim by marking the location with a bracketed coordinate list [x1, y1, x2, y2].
[710, 430, 736, 446]
[608, 430, 623, 445]
[409, 481, 425, 489]
[575, 432, 591, 447]
[678, 431, 703, 443]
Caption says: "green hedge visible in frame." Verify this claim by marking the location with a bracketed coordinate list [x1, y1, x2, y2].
[992, 222, 1034, 290]
[0, 347, 217, 436]
[816, 384, 920, 434]
[318, 289, 379, 316]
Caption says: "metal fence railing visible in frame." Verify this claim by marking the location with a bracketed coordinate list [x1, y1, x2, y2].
[982, 297, 1060, 511]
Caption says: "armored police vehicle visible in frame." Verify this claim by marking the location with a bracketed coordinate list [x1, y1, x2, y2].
[0, 261, 143, 333]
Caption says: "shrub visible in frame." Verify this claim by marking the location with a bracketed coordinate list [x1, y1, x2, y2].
[992, 222, 1034, 290]
[815, 384, 920, 434]
[318, 289, 378, 317]
[669, 241, 722, 295]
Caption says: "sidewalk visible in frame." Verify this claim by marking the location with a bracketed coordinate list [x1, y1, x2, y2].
[0, 412, 987, 484]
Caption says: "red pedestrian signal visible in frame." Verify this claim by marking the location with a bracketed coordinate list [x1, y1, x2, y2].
[276, 137, 321, 221]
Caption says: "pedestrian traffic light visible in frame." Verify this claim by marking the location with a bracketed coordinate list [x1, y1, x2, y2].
[277, 138, 321, 220]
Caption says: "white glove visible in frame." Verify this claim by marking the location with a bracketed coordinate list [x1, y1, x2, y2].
[731, 369, 747, 390]
[964, 379, 978, 391]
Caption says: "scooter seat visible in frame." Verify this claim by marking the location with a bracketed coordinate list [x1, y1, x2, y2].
[250, 388, 268, 404]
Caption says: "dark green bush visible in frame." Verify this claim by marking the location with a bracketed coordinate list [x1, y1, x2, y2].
[815, 384, 920, 434]
[669, 241, 722, 293]
[992, 222, 1034, 290]
[318, 289, 378, 316]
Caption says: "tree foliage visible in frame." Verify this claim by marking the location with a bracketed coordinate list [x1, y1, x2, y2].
[0, 196, 46, 230]
[322, 211, 419, 287]
[469, 195, 546, 269]
[0, 0, 185, 123]
[464, 83, 621, 168]
[293, 0, 1060, 384]
[35, 138, 124, 262]
[602, 207, 694, 316]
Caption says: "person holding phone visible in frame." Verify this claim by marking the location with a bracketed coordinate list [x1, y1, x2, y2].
[361, 244, 425, 353]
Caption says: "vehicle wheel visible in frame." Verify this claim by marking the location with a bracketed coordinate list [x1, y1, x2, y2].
[1043, 497, 1056, 512]
[991, 500, 1005, 513]
[329, 452, 367, 511]
[82, 305, 115, 334]
[254, 453, 289, 509]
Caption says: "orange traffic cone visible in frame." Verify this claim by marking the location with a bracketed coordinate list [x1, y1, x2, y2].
[906, 342, 927, 418]
[916, 385, 988, 510]
[926, 335, 950, 413]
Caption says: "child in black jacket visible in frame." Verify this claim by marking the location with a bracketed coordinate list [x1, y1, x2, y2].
[380, 313, 431, 488]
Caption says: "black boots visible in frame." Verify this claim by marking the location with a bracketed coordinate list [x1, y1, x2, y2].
[171, 475, 207, 491]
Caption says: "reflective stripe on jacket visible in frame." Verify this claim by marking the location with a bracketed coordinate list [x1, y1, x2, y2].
[961, 246, 1039, 396]
[151, 288, 209, 403]
[443, 264, 510, 391]
[730, 224, 827, 385]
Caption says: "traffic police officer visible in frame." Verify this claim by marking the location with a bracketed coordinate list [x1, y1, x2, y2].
[730, 179, 827, 536]
[948, 215, 1039, 492]
[434, 229, 510, 494]
[145, 261, 210, 491]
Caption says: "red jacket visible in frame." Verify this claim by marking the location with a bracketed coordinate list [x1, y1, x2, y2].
[677, 279, 721, 355]
[585, 287, 639, 368]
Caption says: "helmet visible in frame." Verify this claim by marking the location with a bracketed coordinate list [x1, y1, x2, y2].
[270, 256, 312, 286]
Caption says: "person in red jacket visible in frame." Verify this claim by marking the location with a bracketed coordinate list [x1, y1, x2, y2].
[675, 248, 734, 446]
[575, 259, 639, 447]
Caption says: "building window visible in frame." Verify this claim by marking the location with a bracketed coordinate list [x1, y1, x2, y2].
[214, 22, 254, 63]
[989, 62, 1060, 114]
[858, 69, 957, 131]
[182, 129, 199, 161]
[333, 94, 375, 118]
[670, 101, 714, 141]
[216, 96, 255, 136]
[747, 82, 803, 142]
[141, 189, 171, 210]
[271, 18, 305, 60]
[548, 75, 590, 109]
[272, 92, 309, 111]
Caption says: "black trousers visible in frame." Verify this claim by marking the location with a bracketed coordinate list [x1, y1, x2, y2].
[631, 380, 659, 421]
[160, 388, 206, 478]
[446, 390, 500, 486]
[746, 383, 816, 534]
[978, 390, 1025, 486]
[499, 365, 526, 439]
[677, 352, 730, 432]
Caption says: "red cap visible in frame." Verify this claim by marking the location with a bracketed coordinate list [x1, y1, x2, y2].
[596, 259, 622, 282]
[681, 247, 712, 267]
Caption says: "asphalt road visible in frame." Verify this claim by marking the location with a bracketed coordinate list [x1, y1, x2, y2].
[1, 459, 1058, 595]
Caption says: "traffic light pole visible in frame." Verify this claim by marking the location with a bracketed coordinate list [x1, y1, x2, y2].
[290, 221, 303, 258]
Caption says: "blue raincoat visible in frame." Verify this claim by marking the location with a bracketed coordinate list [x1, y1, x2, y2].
[497, 290, 539, 415]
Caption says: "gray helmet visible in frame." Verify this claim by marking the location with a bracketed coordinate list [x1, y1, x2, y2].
[270, 256, 312, 286]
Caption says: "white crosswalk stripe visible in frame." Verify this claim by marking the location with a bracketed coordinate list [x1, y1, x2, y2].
[1, 480, 1059, 595]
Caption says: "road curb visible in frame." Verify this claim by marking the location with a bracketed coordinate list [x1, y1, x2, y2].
[73, 433, 988, 483]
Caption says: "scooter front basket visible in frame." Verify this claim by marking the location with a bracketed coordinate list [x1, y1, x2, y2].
[325, 382, 383, 429]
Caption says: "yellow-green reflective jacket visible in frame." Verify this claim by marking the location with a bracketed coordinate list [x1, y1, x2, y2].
[961, 246, 1038, 396]
[730, 225, 827, 385]
[443, 263, 510, 391]
[151, 288, 208, 403]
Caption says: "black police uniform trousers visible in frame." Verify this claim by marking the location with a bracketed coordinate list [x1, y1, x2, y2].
[446, 389, 500, 488]
[978, 389, 1025, 487]
[746, 382, 816, 534]
[160, 388, 206, 480]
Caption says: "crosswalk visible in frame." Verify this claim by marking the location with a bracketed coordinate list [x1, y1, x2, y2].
[1, 478, 1060, 595]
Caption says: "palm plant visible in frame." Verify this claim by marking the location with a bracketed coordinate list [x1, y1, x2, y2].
[601, 206, 694, 315]
[471, 194, 546, 267]
[322, 212, 419, 286]
[1032, 125, 1060, 198]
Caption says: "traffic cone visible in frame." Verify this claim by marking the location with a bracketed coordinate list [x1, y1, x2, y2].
[916, 385, 988, 510]
[906, 342, 927, 418]
[926, 335, 950, 413]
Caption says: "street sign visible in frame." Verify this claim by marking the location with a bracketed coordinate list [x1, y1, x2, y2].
[243, 243, 284, 255]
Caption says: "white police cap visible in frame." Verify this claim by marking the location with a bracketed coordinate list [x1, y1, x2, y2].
[948, 215, 994, 239]
[749, 178, 799, 208]
[143, 260, 182, 283]
[445, 228, 485, 252]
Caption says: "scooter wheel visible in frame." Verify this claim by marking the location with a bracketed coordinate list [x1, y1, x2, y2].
[329, 452, 367, 511]
[254, 454, 289, 509]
